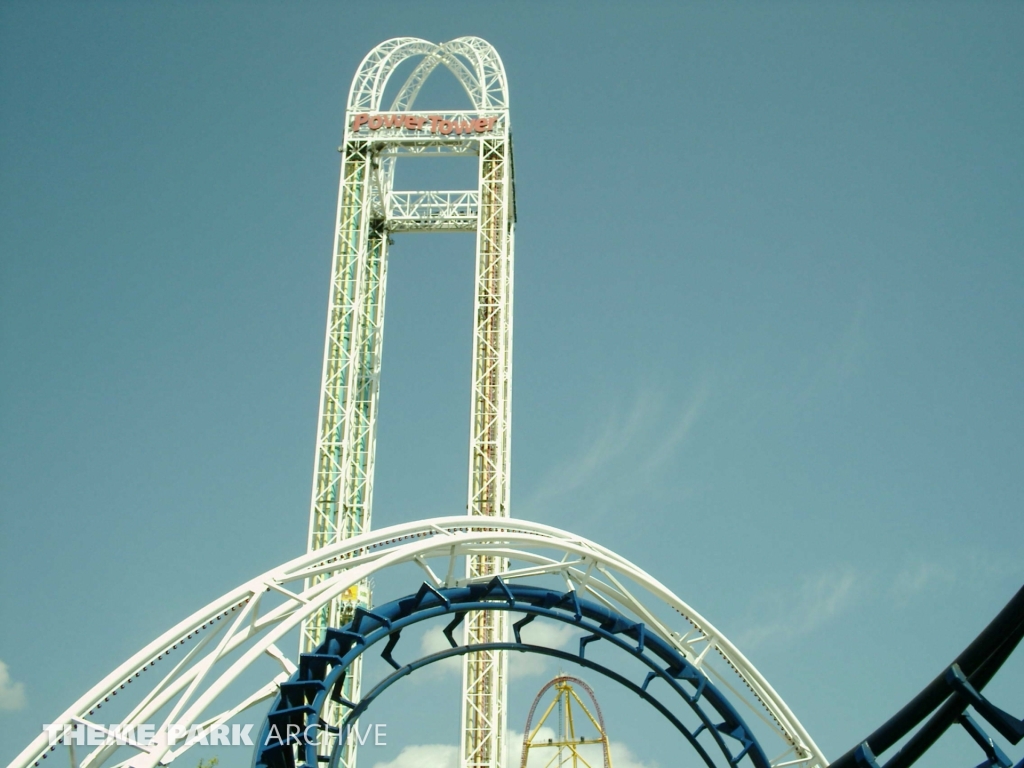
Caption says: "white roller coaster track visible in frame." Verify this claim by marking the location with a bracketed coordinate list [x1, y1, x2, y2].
[10, 517, 826, 768]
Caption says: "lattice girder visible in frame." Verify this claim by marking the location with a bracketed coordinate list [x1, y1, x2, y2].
[9, 518, 825, 768]
[302, 37, 515, 768]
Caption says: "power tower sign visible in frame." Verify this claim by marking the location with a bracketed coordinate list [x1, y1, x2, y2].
[350, 112, 502, 135]
[301, 38, 515, 768]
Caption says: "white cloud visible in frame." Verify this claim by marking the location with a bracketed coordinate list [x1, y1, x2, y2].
[609, 739, 659, 768]
[369, 727, 656, 768]
[418, 629, 462, 676]
[369, 743, 458, 768]
[417, 620, 578, 680]
[513, 727, 657, 768]
[0, 660, 27, 711]
[509, 622, 577, 679]
[510, 726, 551, 765]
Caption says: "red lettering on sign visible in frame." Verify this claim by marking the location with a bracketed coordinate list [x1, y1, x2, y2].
[350, 113, 499, 134]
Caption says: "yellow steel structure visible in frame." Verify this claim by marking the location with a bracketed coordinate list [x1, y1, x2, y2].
[520, 676, 613, 768]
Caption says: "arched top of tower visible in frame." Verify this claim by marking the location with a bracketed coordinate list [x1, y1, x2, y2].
[521, 675, 612, 768]
[346, 37, 510, 115]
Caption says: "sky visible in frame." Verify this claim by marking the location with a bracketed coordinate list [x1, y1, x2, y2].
[1, 2, 1023, 767]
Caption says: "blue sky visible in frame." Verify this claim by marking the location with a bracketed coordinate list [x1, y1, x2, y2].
[1, 2, 1022, 767]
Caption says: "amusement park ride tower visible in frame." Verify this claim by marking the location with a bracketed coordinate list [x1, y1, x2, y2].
[300, 38, 515, 768]
[13, 34, 1019, 768]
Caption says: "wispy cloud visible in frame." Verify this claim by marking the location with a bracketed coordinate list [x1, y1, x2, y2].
[888, 557, 956, 605]
[887, 549, 1021, 607]
[526, 392, 654, 507]
[738, 552, 1019, 650]
[520, 377, 712, 518]
[738, 566, 859, 649]
[638, 379, 710, 477]
[0, 660, 27, 711]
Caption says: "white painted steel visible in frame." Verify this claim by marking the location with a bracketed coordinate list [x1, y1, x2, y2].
[386, 191, 479, 232]
[462, 128, 514, 768]
[301, 36, 512, 768]
[10, 517, 826, 768]
[305, 37, 514, 768]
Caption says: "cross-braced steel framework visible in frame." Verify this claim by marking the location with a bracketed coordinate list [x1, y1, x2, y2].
[11, 37, 1022, 768]
[520, 676, 613, 768]
[9, 518, 828, 768]
[302, 37, 514, 768]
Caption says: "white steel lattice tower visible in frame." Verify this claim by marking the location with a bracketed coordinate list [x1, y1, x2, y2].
[301, 38, 514, 768]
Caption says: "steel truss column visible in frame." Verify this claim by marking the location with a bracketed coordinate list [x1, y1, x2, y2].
[302, 36, 514, 768]
[301, 139, 389, 768]
[462, 134, 515, 768]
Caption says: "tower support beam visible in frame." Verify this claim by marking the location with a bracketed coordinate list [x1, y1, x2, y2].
[462, 134, 514, 768]
[302, 139, 389, 768]
[300, 38, 514, 768]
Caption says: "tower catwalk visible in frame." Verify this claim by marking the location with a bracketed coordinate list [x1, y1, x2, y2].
[300, 38, 514, 768]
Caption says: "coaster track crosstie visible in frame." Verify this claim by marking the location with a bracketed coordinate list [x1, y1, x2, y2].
[8, 518, 826, 768]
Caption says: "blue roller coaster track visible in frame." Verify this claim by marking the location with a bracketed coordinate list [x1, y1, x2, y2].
[254, 579, 771, 768]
